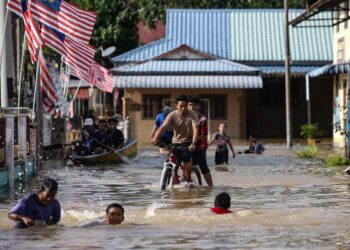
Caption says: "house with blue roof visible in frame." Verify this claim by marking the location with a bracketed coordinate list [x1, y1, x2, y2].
[111, 9, 333, 143]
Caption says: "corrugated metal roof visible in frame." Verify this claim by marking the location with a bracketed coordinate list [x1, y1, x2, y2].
[113, 75, 262, 89]
[308, 62, 350, 77]
[113, 9, 332, 63]
[112, 60, 260, 75]
[259, 66, 320, 76]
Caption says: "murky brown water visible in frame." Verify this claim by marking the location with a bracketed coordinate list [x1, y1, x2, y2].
[0, 144, 349, 249]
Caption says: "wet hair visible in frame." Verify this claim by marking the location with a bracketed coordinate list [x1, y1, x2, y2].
[188, 95, 200, 104]
[214, 192, 231, 209]
[41, 178, 58, 192]
[175, 95, 188, 104]
[106, 203, 124, 215]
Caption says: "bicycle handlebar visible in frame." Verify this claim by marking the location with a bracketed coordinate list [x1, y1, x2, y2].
[156, 142, 190, 151]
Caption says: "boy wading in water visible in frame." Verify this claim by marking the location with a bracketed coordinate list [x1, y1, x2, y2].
[8, 178, 61, 228]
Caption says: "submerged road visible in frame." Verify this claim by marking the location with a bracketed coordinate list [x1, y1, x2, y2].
[0, 143, 349, 249]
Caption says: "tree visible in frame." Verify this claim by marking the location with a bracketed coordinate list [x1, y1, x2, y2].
[69, 0, 139, 62]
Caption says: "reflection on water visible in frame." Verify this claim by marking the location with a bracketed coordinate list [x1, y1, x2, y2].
[0, 144, 350, 249]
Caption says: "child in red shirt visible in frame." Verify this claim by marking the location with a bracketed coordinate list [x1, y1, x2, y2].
[210, 192, 233, 214]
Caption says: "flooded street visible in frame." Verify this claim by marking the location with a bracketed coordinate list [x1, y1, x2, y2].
[0, 143, 349, 249]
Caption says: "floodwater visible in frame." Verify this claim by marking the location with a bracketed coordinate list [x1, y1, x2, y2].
[0, 143, 349, 249]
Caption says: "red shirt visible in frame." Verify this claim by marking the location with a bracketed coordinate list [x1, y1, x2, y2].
[196, 114, 208, 151]
[210, 207, 233, 214]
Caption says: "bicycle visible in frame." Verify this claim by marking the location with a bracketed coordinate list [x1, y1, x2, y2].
[157, 143, 202, 191]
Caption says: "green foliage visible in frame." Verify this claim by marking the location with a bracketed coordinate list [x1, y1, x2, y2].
[300, 123, 326, 139]
[296, 145, 318, 159]
[324, 155, 350, 166]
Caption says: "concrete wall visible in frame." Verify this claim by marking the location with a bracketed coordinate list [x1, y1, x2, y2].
[332, 4, 349, 146]
[124, 89, 245, 144]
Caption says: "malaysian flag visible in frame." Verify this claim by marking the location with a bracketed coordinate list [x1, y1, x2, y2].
[41, 25, 95, 80]
[90, 62, 114, 93]
[39, 54, 58, 114]
[8, 0, 43, 63]
[7, 0, 96, 44]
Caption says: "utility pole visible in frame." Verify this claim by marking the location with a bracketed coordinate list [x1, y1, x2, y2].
[284, 0, 293, 148]
[0, 1, 8, 107]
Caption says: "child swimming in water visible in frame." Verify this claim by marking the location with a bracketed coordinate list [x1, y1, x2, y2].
[210, 192, 233, 214]
[81, 203, 124, 227]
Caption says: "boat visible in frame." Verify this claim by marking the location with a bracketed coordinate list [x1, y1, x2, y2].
[70, 139, 138, 165]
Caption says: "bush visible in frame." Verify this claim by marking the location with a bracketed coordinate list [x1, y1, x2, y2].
[324, 156, 350, 166]
[296, 145, 318, 158]
[300, 123, 326, 139]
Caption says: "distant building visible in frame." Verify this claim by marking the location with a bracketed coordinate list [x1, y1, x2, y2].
[290, 0, 350, 148]
[110, 9, 333, 144]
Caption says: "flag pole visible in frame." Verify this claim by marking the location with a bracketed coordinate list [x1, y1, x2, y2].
[17, 35, 26, 109]
[35, 48, 43, 169]
[0, 7, 8, 72]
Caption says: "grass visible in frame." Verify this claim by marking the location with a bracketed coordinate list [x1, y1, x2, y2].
[296, 145, 318, 159]
[324, 155, 350, 167]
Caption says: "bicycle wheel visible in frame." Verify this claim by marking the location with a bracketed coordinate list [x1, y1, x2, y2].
[190, 167, 202, 186]
[160, 168, 172, 191]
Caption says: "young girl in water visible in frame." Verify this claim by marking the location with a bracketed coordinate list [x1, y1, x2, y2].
[209, 123, 235, 165]
[81, 203, 125, 227]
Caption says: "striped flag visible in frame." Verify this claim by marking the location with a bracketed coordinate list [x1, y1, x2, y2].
[8, 0, 43, 63]
[90, 62, 114, 93]
[39, 54, 58, 114]
[7, 0, 96, 44]
[41, 25, 96, 77]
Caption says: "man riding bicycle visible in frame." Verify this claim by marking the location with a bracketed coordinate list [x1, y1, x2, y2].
[152, 95, 199, 184]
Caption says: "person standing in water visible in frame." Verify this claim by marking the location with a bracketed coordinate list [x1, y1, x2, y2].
[209, 122, 235, 165]
[8, 178, 61, 228]
[188, 95, 213, 187]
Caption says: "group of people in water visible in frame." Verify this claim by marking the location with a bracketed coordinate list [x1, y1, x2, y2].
[151, 94, 265, 187]
[73, 117, 125, 156]
[7, 178, 233, 228]
[7, 94, 264, 228]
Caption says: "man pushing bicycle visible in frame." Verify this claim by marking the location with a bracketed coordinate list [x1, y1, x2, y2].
[152, 95, 199, 184]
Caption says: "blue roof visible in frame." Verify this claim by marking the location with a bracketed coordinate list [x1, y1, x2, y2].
[113, 9, 332, 63]
[113, 75, 263, 89]
[112, 59, 260, 75]
[308, 61, 350, 77]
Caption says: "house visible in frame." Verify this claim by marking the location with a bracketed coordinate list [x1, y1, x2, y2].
[111, 9, 333, 144]
[290, 0, 350, 148]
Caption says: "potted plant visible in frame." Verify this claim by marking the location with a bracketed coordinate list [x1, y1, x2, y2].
[300, 123, 326, 144]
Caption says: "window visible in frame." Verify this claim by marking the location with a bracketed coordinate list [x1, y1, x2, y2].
[199, 94, 227, 119]
[142, 94, 170, 119]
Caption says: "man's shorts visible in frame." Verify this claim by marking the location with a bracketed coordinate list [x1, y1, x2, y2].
[172, 142, 192, 166]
